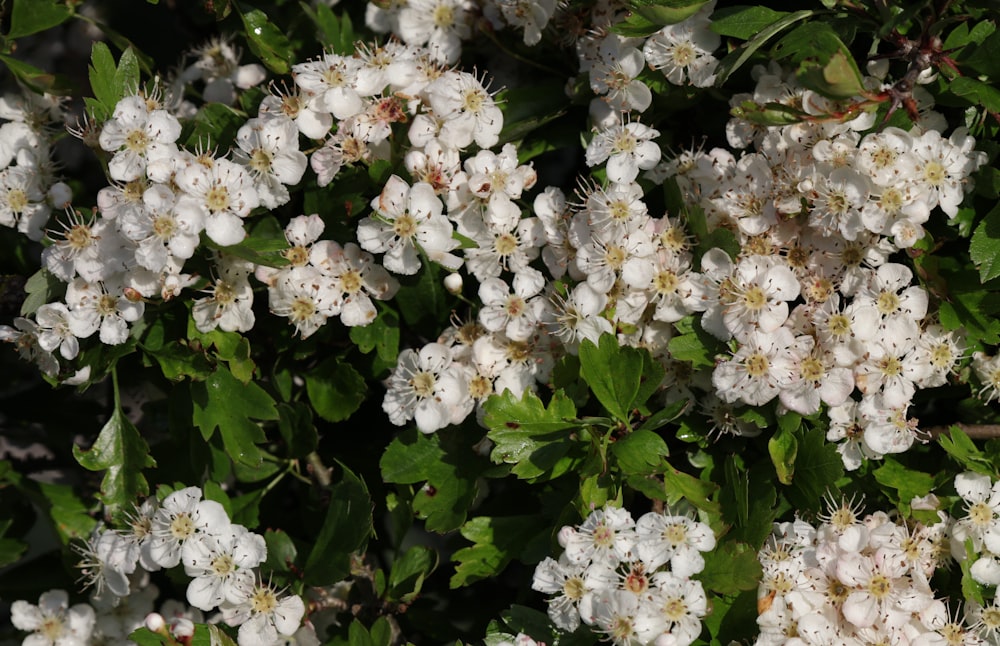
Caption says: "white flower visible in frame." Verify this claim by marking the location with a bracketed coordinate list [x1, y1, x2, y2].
[11, 590, 95, 646]
[98, 95, 181, 183]
[182, 525, 267, 612]
[634, 511, 715, 577]
[268, 267, 341, 338]
[585, 121, 661, 185]
[192, 257, 256, 333]
[712, 327, 797, 407]
[382, 342, 470, 433]
[34, 303, 80, 360]
[424, 71, 503, 149]
[397, 0, 473, 64]
[175, 158, 260, 247]
[222, 579, 305, 646]
[65, 277, 144, 346]
[148, 486, 232, 569]
[233, 116, 307, 209]
[358, 175, 459, 275]
[642, 11, 720, 88]
[312, 241, 399, 327]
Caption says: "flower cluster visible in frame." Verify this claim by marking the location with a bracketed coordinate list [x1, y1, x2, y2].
[753, 494, 993, 645]
[531, 506, 715, 645]
[10, 486, 308, 646]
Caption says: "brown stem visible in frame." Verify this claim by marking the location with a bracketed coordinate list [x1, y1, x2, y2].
[925, 424, 1000, 439]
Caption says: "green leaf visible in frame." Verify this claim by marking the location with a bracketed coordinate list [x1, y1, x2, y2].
[20, 268, 65, 317]
[667, 318, 720, 369]
[73, 379, 155, 521]
[308, 2, 355, 54]
[349, 307, 400, 368]
[950, 76, 1000, 113]
[786, 427, 845, 513]
[873, 458, 934, 515]
[388, 545, 438, 602]
[483, 390, 581, 481]
[451, 515, 546, 588]
[661, 463, 720, 513]
[239, 9, 293, 74]
[262, 529, 298, 575]
[380, 428, 486, 532]
[698, 541, 762, 595]
[609, 10, 663, 38]
[721, 457, 777, 546]
[960, 28, 1000, 77]
[184, 103, 247, 152]
[305, 357, 367, 422]
[638, 398, 690, 432]
[190, 366, 279, 467]
[627, 0, 710, 26]
[304, 465, 373, 586]
[86, 43, 141, 120]
[579, 334, 653, 423]
[713, 9, 815, 85]
[8, 0, 73, 39]
[970, 203, 1000, 282]
[797, 48, 866, 99]
[276, 402, 318, 458]
[0, 538, 27, 568]
[0, 54, 69, 94]
[497, 81, 571, 147]
[768, 423, 798, 485]
[128, 628, 173, 646]
[612, 429, 669, 476]
[939, 426, 996, 476]
[710, 5, 789, 39]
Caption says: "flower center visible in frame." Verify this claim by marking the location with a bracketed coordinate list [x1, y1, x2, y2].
[250, 148, 273, 174]
[495, 233, 518, 257]
[663, 522, 688, 546]
[211, 554, 235, 576]
[126, 129, 150, 153]
[250, 587, 278, 614]
[290, 297, 316, 322]
[153, 214, 177, 240]
[410, 371, 436, 397]
[742, 285, 766, 310]
[215, 280, 237, 305]
[876, 291, 900, 315]
[563, 576, 585, 600]
[923, 161, 946, 186]
[394, 213, 418, 239]
[462, 88, 486, 113]
[67, 224, 95, 251]
[169, 513, 196, 540]
[205, 186, 231, 213]
[433, 4, 455, 27]
[745, 352, 770, 378]
[663, 597, 688, 621]
[654, 270, 679, 295]
[801, 357, 825, 382]
[284, 246, 310, 266]
[340, 270, 363, 294]
[96, 294, 118, 317]
[40, 617, 65, 641]
[8, 188, 28, 213]
[672, 43, 696, 67]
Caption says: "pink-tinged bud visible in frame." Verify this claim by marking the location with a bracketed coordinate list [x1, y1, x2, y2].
[144, 612, 166, 633]
[124, 287, 143, 302]
[557, 525, 575, 548]
[170, 618, 195, 639]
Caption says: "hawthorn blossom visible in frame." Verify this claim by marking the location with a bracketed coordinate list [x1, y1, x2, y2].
[585, 121, 661, 185]
[98, 95, 181, 183]
[358, 175, 460, 275]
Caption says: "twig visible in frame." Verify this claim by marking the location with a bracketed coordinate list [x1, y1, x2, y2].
[925, 424, 1000, 439]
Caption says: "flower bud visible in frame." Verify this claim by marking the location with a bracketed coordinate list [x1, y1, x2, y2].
[443, 273, 463, 295]
[144, 613, 166, 633]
